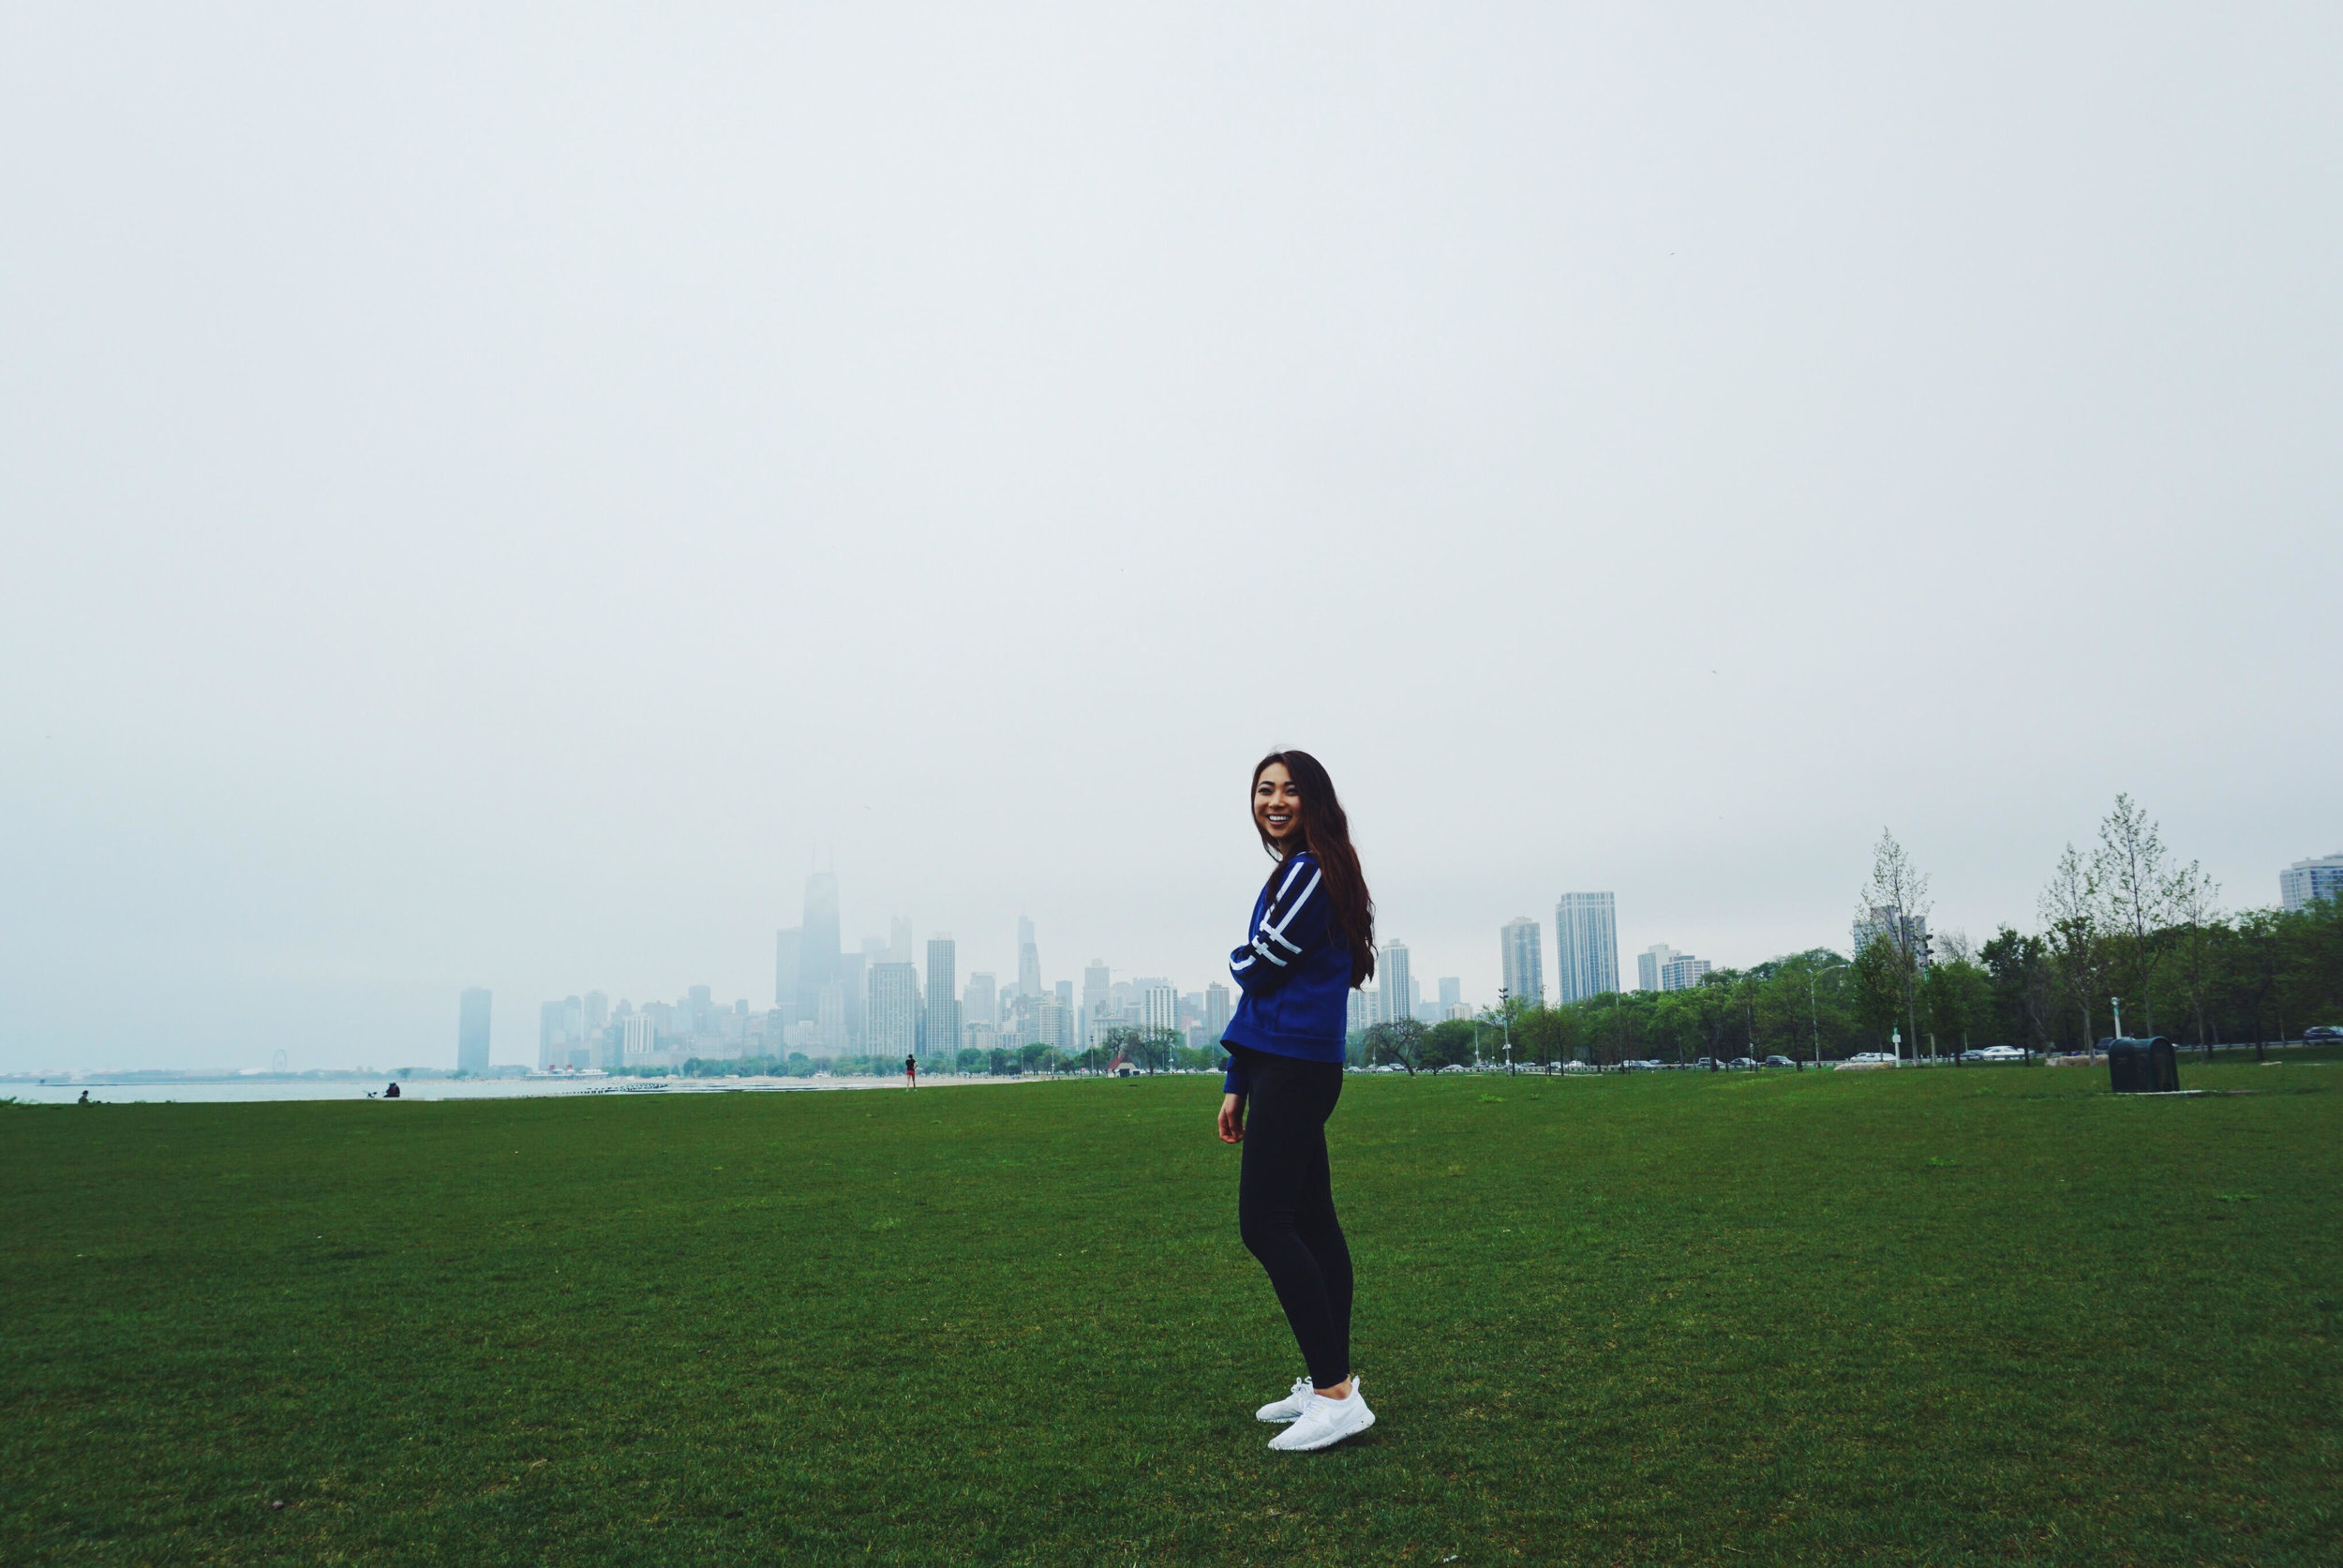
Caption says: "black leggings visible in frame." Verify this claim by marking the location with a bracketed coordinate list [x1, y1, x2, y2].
[1231, 1045, 1352, 1390]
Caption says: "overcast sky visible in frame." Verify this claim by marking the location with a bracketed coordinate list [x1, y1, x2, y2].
[4, 5, 2336, 1072]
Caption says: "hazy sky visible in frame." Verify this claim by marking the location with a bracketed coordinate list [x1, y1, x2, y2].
[5, 5, 2337, 1072]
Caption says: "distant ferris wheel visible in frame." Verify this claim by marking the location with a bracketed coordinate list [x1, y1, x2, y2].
[271, 1050, 289, 1075]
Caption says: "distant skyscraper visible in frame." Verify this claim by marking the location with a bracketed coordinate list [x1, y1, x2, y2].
[1083, 960, 1112, 1020]
[925, 935, 960, 1063]
[1346, 988, 1370, 1036]
[774, 927, 800, 1009]
[1554, 893, 1619, 1003]
[583, 991, 609, 1036]
[1500, 918, 1544, 1007]
[817, 982, 847, 1053]
[2280, 852, 2343, 911]
[963, 971, 998, 1030]
[868, 962, 919, 1062]
[1017, 917, 1042, 997]
[1438, 977, 1461, 1010]
[798, 872, 841, 1024]
[1853, 906, 1931, 971]
[836, 949, 869, 1046]
[1636, 944, 1677, 993]
[888, 916, 916, 967]
[1204, 983, 1232, 1041]
[539, 998, 571, 1069]
[457, 988, 491, 1074]
[1379, 942, 1412, 1033]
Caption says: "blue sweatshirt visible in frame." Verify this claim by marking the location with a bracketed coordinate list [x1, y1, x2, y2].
[1220, 852, 1352, 1095]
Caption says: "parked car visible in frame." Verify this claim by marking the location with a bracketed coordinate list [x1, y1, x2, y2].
[1728, 1056, 1757, 1069]
[1693, 1056, 1723, 1070]
[1845, 1052, 1898, 1066]
[2305, 1024, 2343, 1044]
[1764, 1054, 1796, 1068]
[1979, 1045, 2026, 1062]
[1957, 1048, 1987, 1062]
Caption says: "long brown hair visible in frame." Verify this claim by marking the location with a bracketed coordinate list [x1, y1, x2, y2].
[1251, 749, 1376, 987]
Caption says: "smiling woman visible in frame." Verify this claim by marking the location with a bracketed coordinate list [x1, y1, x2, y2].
[1215, 749, 1380, 1454]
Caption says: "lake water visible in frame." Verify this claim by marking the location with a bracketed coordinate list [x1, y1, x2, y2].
[2, 1073, 1051, 1106]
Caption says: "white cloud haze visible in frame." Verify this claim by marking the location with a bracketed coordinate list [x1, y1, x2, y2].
[4, 4, 2337, 1070]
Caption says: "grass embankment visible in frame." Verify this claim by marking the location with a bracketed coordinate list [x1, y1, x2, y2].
[5, 1066, 2337, 1565]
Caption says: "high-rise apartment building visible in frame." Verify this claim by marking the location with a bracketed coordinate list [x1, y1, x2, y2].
[1379, 942, 1412, 1033]
[1660, 952, 1712, 991]
[457, 987, 492, 1074]
[1037, 996, 1070, 1053]
[797, 872, 841, 1024]
[1017, 917, 1042, 997]
[924, 936, 960, 1064]
[2281, 852, 2343, 911]
[868, 962, 919, 1062]
[1554, 892, 1619, 1003]
[1346, 988, 1371, 1036]
[1082, 960, 1112, 1019]
[963, 971, 998, 1030]
[1636, 944, 1676, 993]
[1204, 983, 1232, 1041]
[1500, 918, 1544, 1008]
[1142, 982, 1178, 1038]
[888, 917, 916, 967]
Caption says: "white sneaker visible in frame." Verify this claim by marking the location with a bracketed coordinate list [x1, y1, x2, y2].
[1267, 1380, 1374, 1452]
[1255, 1376, 1314, 1423]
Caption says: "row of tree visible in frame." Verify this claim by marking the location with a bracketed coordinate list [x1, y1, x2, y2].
[1363, 797, 2341, 1070]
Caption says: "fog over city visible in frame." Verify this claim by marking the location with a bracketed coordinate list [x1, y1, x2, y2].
[4, 6, 2336, 1072]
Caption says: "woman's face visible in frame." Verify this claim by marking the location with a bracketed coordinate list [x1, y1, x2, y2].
[1254, 762, 1303, 845]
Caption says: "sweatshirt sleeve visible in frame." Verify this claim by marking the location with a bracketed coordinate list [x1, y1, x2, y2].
[1228, 856, 1332, 1001]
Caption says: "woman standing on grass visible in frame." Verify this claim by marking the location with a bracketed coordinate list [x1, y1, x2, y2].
[1217, 749, 1379, 1453]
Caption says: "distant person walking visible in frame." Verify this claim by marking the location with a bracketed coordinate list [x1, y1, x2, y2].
[904, 1053, 918, 1091]
[1217, 749, 1379, 1453]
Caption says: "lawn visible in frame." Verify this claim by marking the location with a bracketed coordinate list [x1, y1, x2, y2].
[5, 1064, 2337, 1565]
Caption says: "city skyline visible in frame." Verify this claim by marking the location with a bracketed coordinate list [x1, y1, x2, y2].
[7, 8, 2337, 1073]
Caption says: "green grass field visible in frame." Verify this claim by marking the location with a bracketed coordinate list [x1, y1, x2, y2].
[6, 1065, 2338, 1565]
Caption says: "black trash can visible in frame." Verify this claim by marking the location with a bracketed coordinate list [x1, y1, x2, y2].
[2108, 1037, 2180, 1094]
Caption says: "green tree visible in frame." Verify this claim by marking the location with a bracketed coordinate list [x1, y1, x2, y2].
[2165, 861, 2223, 1054]
[1859, 828, 1932, 1063]
[1978, 926, 2053, 1056]
[2093, 794, 2174, 1034]
[1363, 1017, 1430, 1073]
[2038, 842, 2103, 1051]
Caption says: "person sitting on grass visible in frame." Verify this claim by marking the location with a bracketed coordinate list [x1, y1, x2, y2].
[1217, 748, 1379, 1454]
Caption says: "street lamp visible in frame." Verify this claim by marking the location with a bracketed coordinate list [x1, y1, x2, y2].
[2110, 996, 2125, 1040]
[1806, 960, 1845, 1069]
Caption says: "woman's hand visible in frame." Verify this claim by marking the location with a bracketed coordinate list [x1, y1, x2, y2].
[1217, 1092, 1246, 1144]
